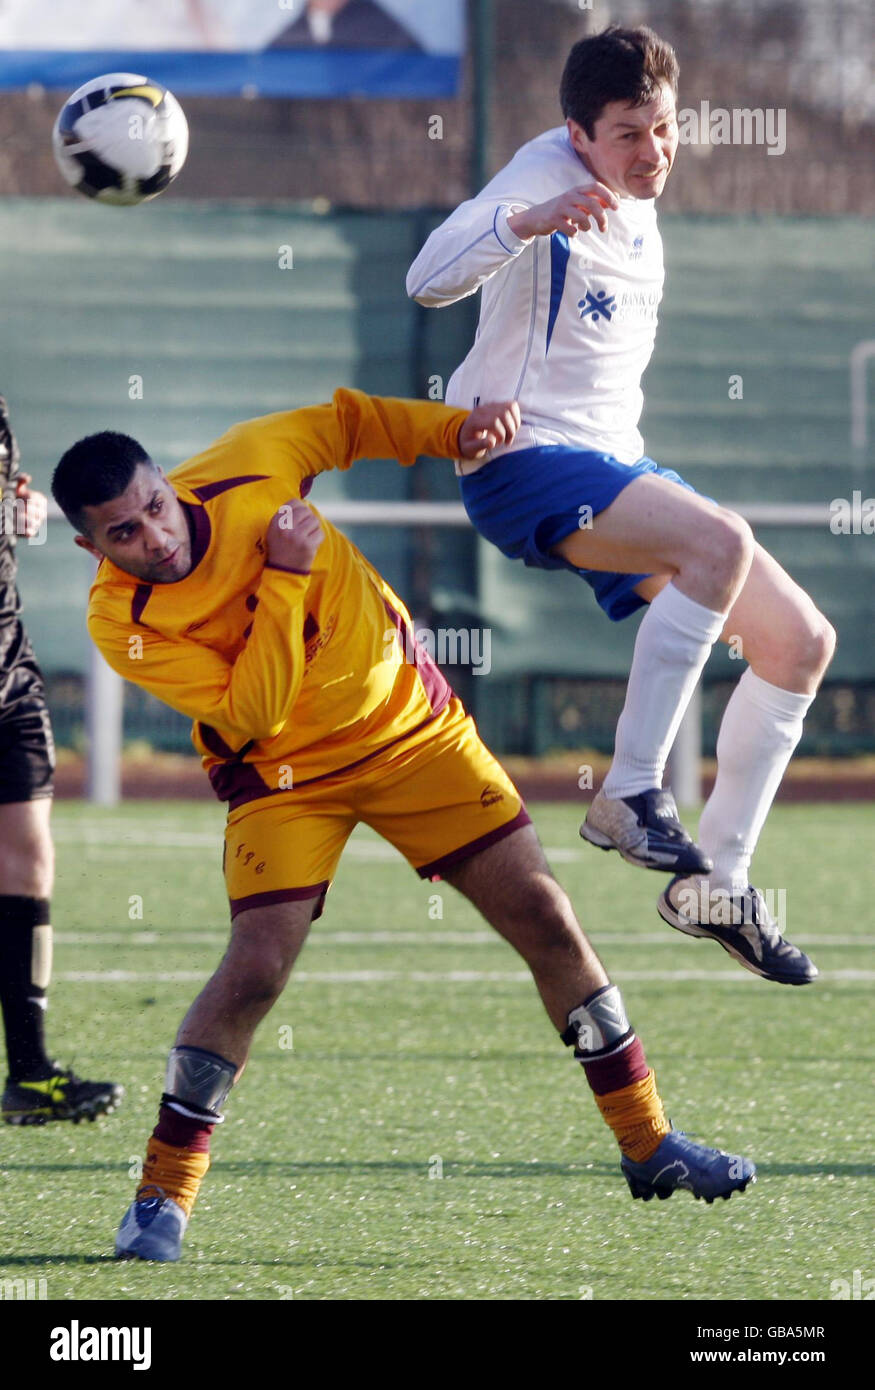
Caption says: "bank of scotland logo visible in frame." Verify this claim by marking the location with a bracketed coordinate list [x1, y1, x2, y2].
[578, 289, 616, 322]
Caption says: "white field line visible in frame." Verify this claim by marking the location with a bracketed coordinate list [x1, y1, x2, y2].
[53, 827, 221, 849]
[53, 930, 875, 949]
[57, 968, 875, 984]
[52, 827, 581, 863]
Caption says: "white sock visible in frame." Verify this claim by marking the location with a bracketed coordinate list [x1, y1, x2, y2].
[602, 583, 726, 800]
[697, 668, 814, 894]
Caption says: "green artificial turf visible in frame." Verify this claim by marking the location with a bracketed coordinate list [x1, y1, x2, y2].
[0, 801, 871, 1301]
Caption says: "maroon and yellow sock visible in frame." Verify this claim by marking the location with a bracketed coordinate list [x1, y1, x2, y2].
[592, 1064, 671, 1163]
[136, 1105, 213, 1218]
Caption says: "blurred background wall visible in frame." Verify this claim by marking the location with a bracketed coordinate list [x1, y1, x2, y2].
[1, 0, 872, 771]
[2, 0, 873, 211]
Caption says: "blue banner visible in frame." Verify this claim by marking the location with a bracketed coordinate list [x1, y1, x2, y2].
[0, 0, 464, 97]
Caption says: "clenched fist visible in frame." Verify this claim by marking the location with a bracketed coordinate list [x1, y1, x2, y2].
[266, 497, 324, 573]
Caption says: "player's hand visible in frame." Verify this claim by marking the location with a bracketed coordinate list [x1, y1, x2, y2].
[458, 400, 521, 459]
[14, 474, 48, 538]
[507, 184, 619, 239]
[266, 497, 324, 573]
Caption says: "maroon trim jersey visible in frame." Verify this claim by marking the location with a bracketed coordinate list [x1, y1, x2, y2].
[87, 389, 470, 807]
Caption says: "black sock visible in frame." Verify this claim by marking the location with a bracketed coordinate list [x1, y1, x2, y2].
[0, 896, 52, 1081]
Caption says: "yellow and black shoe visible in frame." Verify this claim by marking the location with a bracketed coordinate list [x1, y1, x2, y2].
[2, 1065, 124, 1125]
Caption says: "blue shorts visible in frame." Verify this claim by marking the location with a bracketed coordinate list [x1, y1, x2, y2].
[459, 445, 700, 622]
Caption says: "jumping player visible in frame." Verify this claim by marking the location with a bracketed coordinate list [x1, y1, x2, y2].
[0, 395, 122, 1124]
[52, 388, 754, 1262]
[407, 25, 833, 985]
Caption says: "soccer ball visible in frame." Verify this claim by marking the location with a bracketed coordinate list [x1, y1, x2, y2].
[52, 72, 189, 206]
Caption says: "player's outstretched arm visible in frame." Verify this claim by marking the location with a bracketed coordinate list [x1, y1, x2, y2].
[338, 391, 521, 465]
[236, 388, 519, 492]
[406, 195, 536, 307]
[406, 179, 617, 307]
[254, 387, 471, 485]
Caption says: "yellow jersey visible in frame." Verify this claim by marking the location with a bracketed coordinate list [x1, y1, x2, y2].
[87, 389, 469, 808]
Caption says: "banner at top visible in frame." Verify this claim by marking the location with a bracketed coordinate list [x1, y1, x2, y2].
[0, 0, 464, 97]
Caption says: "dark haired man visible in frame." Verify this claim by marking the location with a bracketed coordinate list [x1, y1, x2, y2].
[53, 389, 754, 1260]
[0, 396, 122, 1124]
[408, 25, 832, 986]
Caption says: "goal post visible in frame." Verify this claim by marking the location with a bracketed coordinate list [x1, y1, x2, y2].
[85, 641, 123, 805]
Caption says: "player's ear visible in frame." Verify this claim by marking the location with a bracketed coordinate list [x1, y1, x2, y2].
[74, 533, 103, 561]
[566, 117, 587, 155]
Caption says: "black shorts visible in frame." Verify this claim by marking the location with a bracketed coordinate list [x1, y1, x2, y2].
[0, 622, 54, 803]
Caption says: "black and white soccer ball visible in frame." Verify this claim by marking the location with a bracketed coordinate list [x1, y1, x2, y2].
[52, 72, 189, 206]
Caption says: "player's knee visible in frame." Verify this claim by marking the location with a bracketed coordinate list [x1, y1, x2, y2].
[31, 838, 54, 896]
[533, 916, 585, 964]
[230, 943, 290, 1007]
[708, 510, 755, 586]
[506, 873, 560, 924]
[0, 835, 53, 898]
[788, 608, 836, 680]
[513, 884, 584, 962]
[813, 614, 837, 673]
[686, 508, 748, 574]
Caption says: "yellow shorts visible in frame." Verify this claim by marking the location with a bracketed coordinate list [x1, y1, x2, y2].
[223, 697, 529, 920]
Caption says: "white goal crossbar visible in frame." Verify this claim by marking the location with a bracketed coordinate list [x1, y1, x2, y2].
[310, 500, 836, 528]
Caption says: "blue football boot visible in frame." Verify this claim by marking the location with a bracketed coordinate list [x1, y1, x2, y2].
[621, 1129, 756, 1204]
[115, 1186, 188, 1261]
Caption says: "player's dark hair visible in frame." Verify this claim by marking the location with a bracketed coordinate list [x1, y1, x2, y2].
[560, 25, 679, 139]
[52, 431, 155, 535]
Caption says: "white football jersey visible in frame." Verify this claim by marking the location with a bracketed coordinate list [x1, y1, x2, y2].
[406, 126, 665, 472]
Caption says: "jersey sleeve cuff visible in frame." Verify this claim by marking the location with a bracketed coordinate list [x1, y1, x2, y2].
[263, 561, 312, 578]
[493, 204, 534, 254]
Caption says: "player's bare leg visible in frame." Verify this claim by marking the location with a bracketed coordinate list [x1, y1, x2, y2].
[444, 822, 608, 1026]
[637, 542, 835, 983]
[175, 898, 317, 1071]
[116, 897, 318, 1260]
[554, 474, 755, 875]
[441, 823, 755, 1202]
[0, 800, 122, 1124]
[0, 800, 54, 899]
[635, 543, 835, 696]
[554, 473, 753, 610]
